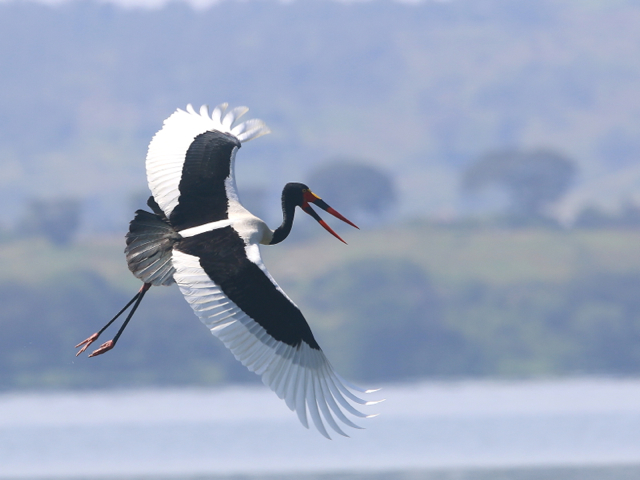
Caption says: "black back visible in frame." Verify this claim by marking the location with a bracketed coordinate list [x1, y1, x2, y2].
[177, 226, 321, 350]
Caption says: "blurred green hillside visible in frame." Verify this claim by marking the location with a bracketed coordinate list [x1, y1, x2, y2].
[4, 224, 640, 390]
[3, 0, 640, 391]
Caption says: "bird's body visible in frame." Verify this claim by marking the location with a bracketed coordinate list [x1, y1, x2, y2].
[76, 103, 378, 439]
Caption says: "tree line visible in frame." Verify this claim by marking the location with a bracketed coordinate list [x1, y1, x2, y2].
[10, 149, 640, 249]
[3, 242, 640, 390]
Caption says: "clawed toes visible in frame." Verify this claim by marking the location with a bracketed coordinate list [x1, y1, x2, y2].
[75, 334, 114, 358]
[88, 340, 114, 358]
[75, 333, 99, 357]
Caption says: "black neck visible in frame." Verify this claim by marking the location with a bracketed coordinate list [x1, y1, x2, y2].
[270, 193, 297, 245]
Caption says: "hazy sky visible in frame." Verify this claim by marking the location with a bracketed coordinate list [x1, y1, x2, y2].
[1, 0, 435, 10]
[1, 0, 638, 227]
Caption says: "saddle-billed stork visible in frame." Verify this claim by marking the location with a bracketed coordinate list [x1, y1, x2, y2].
[75, 104, 379, 438]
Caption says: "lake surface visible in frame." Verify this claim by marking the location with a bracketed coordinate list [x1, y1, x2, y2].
[2, 378, 640, 479]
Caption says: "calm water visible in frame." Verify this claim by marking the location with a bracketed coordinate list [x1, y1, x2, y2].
[2, 378, 640, 479]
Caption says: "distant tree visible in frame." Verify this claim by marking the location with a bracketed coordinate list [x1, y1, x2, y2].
[20, 197, 81, 246]
[307, 160, 397, 224]
[462, 149, 577, 222]
[574, 202, 640, 229]
[0, 222, 11, 243]
[566, 272, 640, 373]
[306, 258, 475, 381]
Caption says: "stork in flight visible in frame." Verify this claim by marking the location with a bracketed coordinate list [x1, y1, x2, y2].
[75, 104, 379, 438]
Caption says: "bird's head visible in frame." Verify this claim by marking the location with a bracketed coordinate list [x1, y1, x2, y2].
[283, 182, 359, 244]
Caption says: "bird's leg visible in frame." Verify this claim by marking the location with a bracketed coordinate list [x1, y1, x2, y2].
[75, 283, 151, 357]
[75, 292, 141, 356]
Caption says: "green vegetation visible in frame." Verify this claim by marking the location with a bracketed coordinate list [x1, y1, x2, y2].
[4, 224, 640, 390]
[2, 0, 640, 390]
[270, 224, 640, 380]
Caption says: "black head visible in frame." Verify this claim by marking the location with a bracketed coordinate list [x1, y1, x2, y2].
[281, 182, 310, 207]
[281, 182, 358, 244]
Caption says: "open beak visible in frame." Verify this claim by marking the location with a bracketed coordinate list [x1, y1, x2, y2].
[301, 190, 359, 244]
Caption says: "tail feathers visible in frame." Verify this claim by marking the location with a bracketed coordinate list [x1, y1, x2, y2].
[147, 195, 168, 221]
[125, 209, 180, 286]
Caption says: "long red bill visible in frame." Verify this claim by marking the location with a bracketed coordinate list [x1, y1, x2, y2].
[301, 204, 348, 244]
[303, 191, 359, 230]
[324, 205, 359, 229]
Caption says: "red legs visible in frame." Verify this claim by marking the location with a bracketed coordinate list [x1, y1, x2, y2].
[75, 283, 151, 358]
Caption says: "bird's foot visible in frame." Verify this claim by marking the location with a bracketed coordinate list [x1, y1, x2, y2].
[88, 340, 115, 358]
[75, 333, 100, 357]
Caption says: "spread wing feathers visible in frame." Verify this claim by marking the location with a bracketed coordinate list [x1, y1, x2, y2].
[171, 249, 379, 439]
[146, 103, 270, 219]
[125, 209, 180, 286]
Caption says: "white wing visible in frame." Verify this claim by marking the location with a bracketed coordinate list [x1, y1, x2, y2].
[171, 246, 380, 439]
[146, 103, 270, 219]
